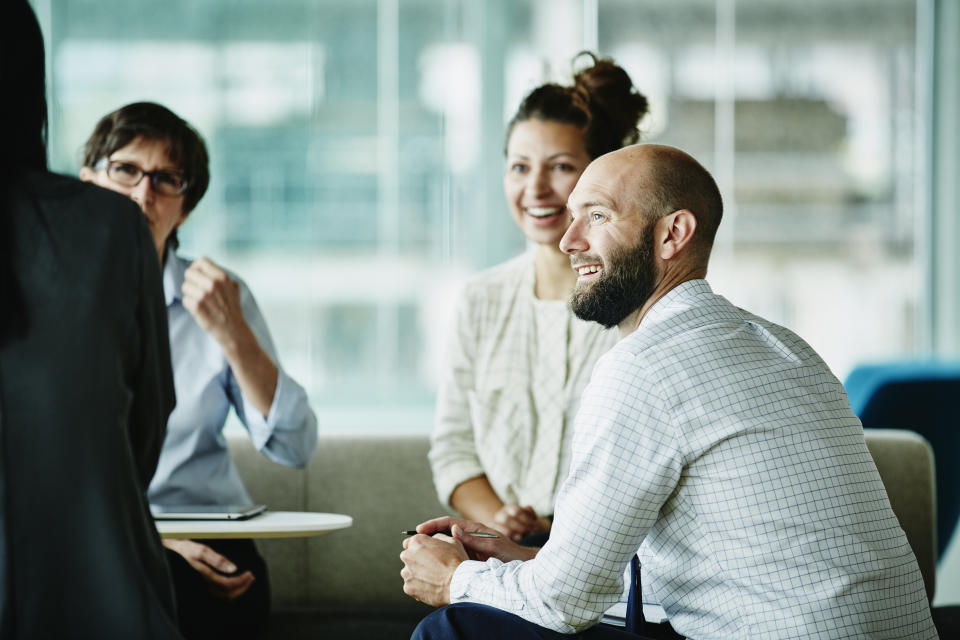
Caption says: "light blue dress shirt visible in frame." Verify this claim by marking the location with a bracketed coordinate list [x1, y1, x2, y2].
[147, 250, 318, 507]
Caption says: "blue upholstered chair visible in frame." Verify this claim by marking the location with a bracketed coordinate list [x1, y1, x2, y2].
[845, 360, 960, 558]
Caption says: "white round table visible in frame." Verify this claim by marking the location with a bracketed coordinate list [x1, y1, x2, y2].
[156, 511, 352, 539]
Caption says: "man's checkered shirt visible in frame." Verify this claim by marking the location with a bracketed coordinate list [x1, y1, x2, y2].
[450, 279, 936, 639]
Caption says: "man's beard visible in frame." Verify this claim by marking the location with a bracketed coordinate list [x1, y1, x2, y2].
[570, 229, 657, 329]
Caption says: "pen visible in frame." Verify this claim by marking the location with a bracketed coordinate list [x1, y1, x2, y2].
[402, 530, 499, 538]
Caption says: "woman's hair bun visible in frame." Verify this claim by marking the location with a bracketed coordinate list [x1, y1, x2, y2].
[506, 51, 648, 159]
[572, 52, 649, 156]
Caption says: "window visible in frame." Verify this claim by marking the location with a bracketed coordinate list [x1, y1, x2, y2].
[599, 0, 921, 376]
[39, 0, 927, 423]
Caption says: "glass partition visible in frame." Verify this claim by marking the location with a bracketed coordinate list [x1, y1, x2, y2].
[37, 0, 924, 430]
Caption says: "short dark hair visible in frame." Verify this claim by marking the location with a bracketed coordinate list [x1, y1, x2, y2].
[82, 102, 210, 216]
[644, 147, 724, 257]
[506, 52, 649, 160]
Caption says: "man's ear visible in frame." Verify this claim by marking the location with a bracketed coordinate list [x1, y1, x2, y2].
[79, 166, 95, 183]
[656, 209, 697, 261]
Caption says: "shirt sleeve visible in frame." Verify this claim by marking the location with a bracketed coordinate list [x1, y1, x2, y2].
[448, 346, 685, 632]
[227, 280, 318, 468]
[429, 285, 485, 507]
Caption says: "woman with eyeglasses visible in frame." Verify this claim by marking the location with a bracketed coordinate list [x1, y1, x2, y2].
[80, 101, 318, 640]
[429, 53, 648, 546]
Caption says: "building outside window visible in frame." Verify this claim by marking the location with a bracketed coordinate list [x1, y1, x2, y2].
[38, 0, 926, 428]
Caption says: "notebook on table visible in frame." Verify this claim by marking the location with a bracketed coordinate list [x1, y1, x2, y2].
[150, 504, 268, 521]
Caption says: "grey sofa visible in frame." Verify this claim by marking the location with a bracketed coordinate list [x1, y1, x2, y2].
[228, 433, 441, 639]
[227, 427, 937, 639]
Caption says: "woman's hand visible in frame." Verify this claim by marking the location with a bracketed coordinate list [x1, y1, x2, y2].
[162, 539, 254, 600]
[490, 503, 551, 542]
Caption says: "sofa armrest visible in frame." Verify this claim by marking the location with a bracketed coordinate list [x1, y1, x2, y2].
[864, 428, 937, 601]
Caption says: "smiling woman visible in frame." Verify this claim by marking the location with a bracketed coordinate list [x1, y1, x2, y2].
[503, 118, 590, 251]
[428, 52, 649, 546]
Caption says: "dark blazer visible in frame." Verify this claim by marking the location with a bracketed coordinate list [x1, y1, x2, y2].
[0, 171, 180, 638]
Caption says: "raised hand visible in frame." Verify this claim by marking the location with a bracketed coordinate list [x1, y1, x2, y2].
[181, 257, 246, 348]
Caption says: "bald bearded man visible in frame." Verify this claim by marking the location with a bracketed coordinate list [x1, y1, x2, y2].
[401, 144, 937, 640]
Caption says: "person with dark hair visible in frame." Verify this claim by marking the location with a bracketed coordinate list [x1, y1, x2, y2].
[429, 53, 648, 545]
[79, 102, 318, 639]
[402, 144, 938, 639]
[0, 1, 180, 637]
[80, 102, 210, 254]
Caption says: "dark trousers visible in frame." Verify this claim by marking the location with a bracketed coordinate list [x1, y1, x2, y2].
[164, 538, 270, 640]
[412, 556, 685, 640]
[411, 603, 658, 639]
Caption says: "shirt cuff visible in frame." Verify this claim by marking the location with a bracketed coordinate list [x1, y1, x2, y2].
[450, 559, 487, 602]
[243, 368, 305, 447]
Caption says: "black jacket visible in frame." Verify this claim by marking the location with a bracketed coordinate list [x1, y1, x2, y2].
[0, 171, 180, 638]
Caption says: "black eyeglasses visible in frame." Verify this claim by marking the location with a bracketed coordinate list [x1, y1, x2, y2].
[96, 159, 188, 196]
